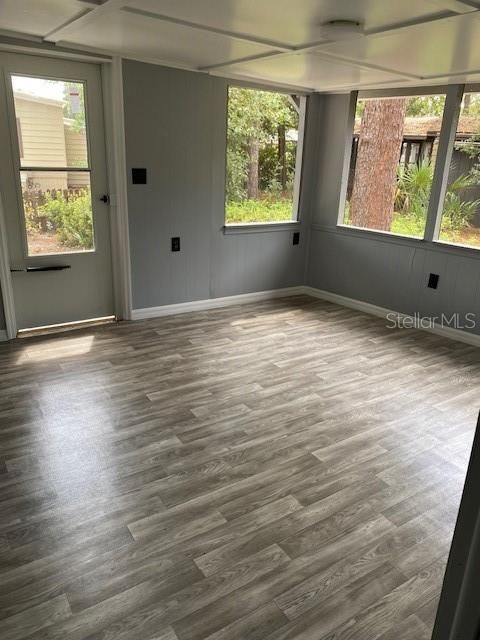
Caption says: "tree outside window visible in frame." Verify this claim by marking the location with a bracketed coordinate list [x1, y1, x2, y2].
[225, 87, 301, 224]
[343, 93, 480, 248]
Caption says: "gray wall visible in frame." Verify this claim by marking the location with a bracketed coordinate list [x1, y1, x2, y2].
[122, 60, 308, 311]
[306, 94, 480, 336]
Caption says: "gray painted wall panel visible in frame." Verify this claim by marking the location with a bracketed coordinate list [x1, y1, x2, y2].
[306, 92, 480, 336]
[123, 60, 306, 310]
[211, 231, 305, 298]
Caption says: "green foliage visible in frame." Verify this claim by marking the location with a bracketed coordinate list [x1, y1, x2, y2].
[37, 190, 93, 249]
[226, 87, 299, 211]
[226, 146, 247, 201]
[390, 214, 425, 238]
[346, 158, 480, 237]
[227, 87, 297, 147]
[357, 95, 446, 119]
[441, 191, 480, 232]
[395, 160, 480, 232]
[396, 161, 433, 220]
[460, 94, 480, 116]
[405, 95, 445, 117]
[456, 132, 480, 185]
[226, 198, 293, 224]
[259, 141, 296, 192]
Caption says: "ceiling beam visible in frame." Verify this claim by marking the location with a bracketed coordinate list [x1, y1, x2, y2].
[43, 7, 93, 41]
[44, 0, 125, 43]
[121, 7, 294, 53]
[446, 0, 480, 10]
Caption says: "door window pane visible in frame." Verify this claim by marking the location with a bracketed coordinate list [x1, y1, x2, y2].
[21, 172, 94, 255]
[11, 75, 93, 256]
[343, 94, 446, 238]
[438, 93, 480, 249]
[12, 76, 88, 169]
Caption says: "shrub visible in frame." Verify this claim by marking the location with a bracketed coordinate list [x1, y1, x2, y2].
[39, 190, 93, 249]
[442, 191, 480, 232]
[395, 161, 433, 220]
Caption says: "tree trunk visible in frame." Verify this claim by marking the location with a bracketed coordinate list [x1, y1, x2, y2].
[350, 98, 407, 231]
[247, 138, 259, 199]
[463, 93, 471, 115]
[278, 124, 287, 190]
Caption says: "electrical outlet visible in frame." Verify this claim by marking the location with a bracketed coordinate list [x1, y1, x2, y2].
[171, 237, 180, 252]
[428, 273, 439, 289]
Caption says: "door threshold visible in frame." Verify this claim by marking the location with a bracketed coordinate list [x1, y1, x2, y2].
[17, 316, 116, 338]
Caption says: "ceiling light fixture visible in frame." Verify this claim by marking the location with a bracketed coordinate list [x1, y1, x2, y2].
[321, 19, 364, 36]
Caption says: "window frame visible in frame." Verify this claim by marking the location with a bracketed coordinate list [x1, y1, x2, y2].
[337, 83, 480, 251]
[223, 83, 307, 232]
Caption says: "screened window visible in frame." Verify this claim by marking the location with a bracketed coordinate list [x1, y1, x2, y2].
[343, 94, 446, 238]
[225, 86, 304, 225]
[438, 92, 480, 249]
[11, 75, 94, 256]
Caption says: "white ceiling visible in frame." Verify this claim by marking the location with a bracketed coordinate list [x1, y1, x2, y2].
[2, 0, 480, 92]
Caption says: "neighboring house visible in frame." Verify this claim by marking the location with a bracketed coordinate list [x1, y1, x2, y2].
[14, 91, 89, 191]
[347, 115, 480, 225]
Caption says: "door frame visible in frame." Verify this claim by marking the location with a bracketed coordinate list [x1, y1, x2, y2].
[0, 192, 17, 339]
[432, 412, 480, 640]
[0, 51, 132, 339]
[102, 57, 132, 322]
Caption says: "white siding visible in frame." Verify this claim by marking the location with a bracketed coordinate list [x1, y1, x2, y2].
[15, 96, 67, 190]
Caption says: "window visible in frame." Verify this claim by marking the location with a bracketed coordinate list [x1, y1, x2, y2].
[343, 94, 446, 238]
[438, 92, 480, 249]
[11, 75, 94, 256]
[225, 86, 304, 225]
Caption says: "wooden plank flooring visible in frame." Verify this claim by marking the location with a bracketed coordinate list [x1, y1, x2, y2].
[0, 295, 478, 640]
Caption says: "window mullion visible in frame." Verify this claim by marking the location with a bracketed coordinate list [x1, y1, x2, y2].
[424, 84, 464, 242]
[336, 90, 358, 226]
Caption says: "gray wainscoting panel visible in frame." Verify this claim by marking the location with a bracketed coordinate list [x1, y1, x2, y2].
[308, 229, 480, 334]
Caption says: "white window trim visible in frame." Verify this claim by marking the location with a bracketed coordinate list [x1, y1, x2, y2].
[224, 87, 307, 231]
[424, 84, 464, 242]
[291, 95, 307, 222]
[338, 83, 480, 252]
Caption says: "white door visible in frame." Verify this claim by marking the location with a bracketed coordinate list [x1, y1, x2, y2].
[0, 53, 114, 331]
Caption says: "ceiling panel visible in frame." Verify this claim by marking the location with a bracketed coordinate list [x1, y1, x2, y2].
[0, 0, 88, 37]
[59, 8, 278, 67]
[318, 13, 480, 79]
[126, 0, 473, 48]
[214, 52, 404, 91]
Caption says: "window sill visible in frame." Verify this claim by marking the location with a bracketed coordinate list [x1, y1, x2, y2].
[312, 224, 480, 258]
[335, 223, 424, 243]
[432, 239, 480, 254]
[223, 221, 300, 235]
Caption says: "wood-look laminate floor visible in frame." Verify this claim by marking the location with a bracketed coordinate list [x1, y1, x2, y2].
[0, 295, 478, 640]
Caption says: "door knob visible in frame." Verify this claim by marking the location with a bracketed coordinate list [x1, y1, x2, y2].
[100, 194, 110, 204]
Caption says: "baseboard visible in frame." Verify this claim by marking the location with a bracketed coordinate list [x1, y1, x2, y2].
[303, 286, 480, 348]
[131, 284, 480, 348]
[0, 330, 7, 342]
[131, 286, 305, 320]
